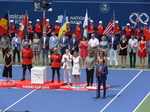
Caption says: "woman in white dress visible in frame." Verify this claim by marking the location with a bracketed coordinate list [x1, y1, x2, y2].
[72, 51, 82, 87]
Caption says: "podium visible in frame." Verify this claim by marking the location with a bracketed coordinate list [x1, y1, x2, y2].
[31, 67, 47, 84]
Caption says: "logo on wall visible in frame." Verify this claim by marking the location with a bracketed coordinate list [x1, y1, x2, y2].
[129, 13, 149, 24]
[99, 3, 110, 13]
[58, 15, 69, 23]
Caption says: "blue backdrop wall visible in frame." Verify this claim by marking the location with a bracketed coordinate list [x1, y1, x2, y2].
[0, 0, 150, 36]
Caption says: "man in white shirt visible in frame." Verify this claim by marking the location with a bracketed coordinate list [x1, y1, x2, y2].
[88, 33, 99, 62]
[128, 35, 138, 68]
[61, 49, 73, 86]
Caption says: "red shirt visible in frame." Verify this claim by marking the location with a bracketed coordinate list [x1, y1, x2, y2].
[51, 54, 62, 68]
[114, 26, 121, 35]
[34, 24, 42, 33]
[97, 26, 104, 35]
[124, 28, 132, 36]
[88, 25, 95, 33]
[54, 25, 60, 34]
[134, 28, 141, 38]
[75, 27, 82, 39]
[22, 48, 34, 65]
[46, 24, 51, 33]
[9, 25, 16, 33]
[142, 28, 148, 36]
[28, 26, 33, 34]
[66, 27, 72, 35]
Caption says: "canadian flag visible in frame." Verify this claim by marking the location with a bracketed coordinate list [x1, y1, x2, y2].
[18, 12, 28, 38]
[83, 10, 88, 38]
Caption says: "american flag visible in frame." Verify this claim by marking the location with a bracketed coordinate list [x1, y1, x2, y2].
[103, 12, 115, 37]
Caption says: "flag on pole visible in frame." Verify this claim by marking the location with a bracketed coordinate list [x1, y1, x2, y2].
[0, 13, 9, 36]
[83, 9, 88, 38]
[18, 12, 28, 38]
[133, 13, 139, 29]
[103, 12, 115, 37]
[42, 10, 46, 32]
[58, 12, 67, 39]
[146, 26, 150, 42]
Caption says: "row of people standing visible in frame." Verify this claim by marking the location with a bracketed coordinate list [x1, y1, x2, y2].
[7, 19, 149, 42]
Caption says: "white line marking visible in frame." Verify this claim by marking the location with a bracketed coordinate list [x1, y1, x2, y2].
[2, 89, 36, 112]
[133, 92, 150, 112]
[100, 70, 143, 112]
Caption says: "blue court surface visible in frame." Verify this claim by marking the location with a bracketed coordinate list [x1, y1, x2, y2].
[0, 65, 150, 112]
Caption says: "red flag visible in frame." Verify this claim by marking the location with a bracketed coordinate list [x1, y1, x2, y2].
[103, 12, 115, 37]
[18, 12, 28, 38]
[42, 10, 46, 32]
[146, 26, 150, 42]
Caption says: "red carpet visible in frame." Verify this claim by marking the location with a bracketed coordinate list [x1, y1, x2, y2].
[0, 80, 16, 88]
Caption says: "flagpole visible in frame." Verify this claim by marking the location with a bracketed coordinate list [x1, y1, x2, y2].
[138, 12, 139, 29]
[113, 10, 115, 32]
[26, 10, 28, 36]
[7, 10, 10, 37]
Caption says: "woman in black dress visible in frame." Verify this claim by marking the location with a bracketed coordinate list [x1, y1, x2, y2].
[2, 49, 13, 82]
[119, 35, 128, 68]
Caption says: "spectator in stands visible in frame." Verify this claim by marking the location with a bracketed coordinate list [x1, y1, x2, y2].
[22, 34, 32, 48]
[12, 33, 21, 65]
[78, 36, 88, 66]
[138, 36, 147, 68]
[128, 35, 138, 68]
[85, 52, 95, 86]
[1, 33, 10, 58]
[108, 31, 119, 68]
[119, 35, 128, 68]
[99, 36, 108, 57]
[88, 33, 99, 62]
[33, 33, 41, 65]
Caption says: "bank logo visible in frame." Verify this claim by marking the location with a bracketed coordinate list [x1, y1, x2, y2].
[100, 3, 110, 13]
[57, 15, 69, 23]
[129, 13, 149, 24]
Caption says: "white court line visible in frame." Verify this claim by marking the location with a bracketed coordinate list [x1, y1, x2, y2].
[100, 70, 143, 112]
[2, 89, 36, 112]
[133, 92, 150, 112]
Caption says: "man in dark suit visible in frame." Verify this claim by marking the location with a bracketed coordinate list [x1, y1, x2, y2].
[69, 33, 79, 55]
[59, 31, 69, 55]
[108, 31, 119, 68]
[40, 32, 49, 65]
[96, 59, 108, 99]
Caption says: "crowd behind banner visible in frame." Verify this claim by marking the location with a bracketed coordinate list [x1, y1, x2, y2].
[0, 19, 150, 87]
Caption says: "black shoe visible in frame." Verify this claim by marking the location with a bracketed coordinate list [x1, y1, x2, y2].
[51, 80, 54, 83]
[96, 96, 100, 98]
[87, 83, 89, 86]
[64, 83, 67, 85]
[130, 66, 132, 68]
[133, 65, 135, 68]
[70, 83, 72, 86]
[58, 80, 60, 83]
[20, 78, 25, 81]
[102, 96, 106, 99]
[90, 84, 93, 86]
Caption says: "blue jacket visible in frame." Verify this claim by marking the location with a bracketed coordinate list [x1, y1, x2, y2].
[59, 35, 69, 49]
[96, 64, 108, 80]
[49, 36, 58, 50]
[108, 36, 119, 50]
[11, 36, 21, 50]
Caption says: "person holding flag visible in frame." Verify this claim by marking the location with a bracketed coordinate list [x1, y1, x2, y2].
[34, 19, 42, 39]
[88, 20, 95, 40]
[124, 23, 133, 42]
[27, 21, 34, 41]
[75, 23, 82, 39]
[46, 19, 52, 37]
[53, 20, 60, 36]
[66, 22, 72, 40]
[97, 21, 105, 42]
[141, 23, 149, 38]
[8, 20, 16, 41]
[114, 20, 121, 41]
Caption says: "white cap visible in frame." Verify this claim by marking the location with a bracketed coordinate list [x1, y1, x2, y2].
[19, 23, 22, 25]
[28, 21, 32, 23]
[36, 19, 40, 21]
[46, 19, 49, 21]
[99, 21, 102, 23]
[55, 20, 59, 23]
[115, 20, 119, 23]
[127, 23, 130, 26]
[76, 22, 80, 25]
[10, 20, 14, 22]
[144, 23, 147, 25]
[90, 20, 94, 22]
[67, 22, 70, 24]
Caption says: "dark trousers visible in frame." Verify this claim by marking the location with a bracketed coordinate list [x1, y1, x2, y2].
[97, 78, 106, 97]
[13, 47, 20, 63]
[61, 47, 68, 55]
[115, 34, 120, 41]
[37, 32, 42, 39]
[129, 49, 136, 67]
[88, 33, 92, 40]
[98, 35, 103, 42]
[66, 35, 72, 40]
[2, 47, 9, 58]
[126, 36, 131, 42]
[28, 33, 33, 41]
[86, 68, 94, 86]
[52, 67, 60, 75]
